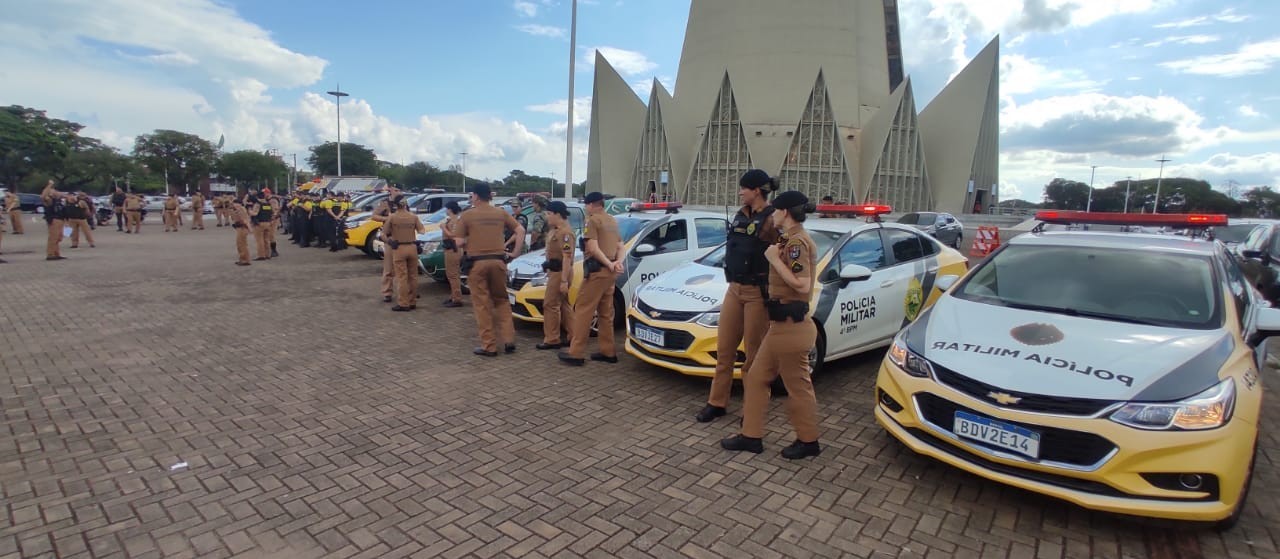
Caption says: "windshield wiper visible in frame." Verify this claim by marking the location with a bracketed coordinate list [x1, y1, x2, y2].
[998, 301, 1166, 326]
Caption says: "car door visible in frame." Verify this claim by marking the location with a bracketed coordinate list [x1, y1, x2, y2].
[621, 217, 691, 305]
[819, 229, 894, 357]
[877, 228, 943, 336]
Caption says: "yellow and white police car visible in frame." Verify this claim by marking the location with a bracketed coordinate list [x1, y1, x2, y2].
[625, 205, 970, 376]
[876, 210, 1274, 529]
[507, 202, 730, 327]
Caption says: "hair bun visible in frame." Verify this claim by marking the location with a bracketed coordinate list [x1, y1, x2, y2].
[768, 177, 780, 192]
[802, 201, 817, 213]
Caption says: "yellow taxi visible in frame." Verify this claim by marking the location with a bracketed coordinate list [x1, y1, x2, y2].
[875, 211, 1270, 529]
[624, 204, 969, 377]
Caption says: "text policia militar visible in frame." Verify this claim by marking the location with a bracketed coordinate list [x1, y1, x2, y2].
[930, 341, 1135, 388]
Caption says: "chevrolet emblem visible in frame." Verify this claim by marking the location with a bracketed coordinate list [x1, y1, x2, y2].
[649, 310, 661, 318]
[988, 392, 1022, 406]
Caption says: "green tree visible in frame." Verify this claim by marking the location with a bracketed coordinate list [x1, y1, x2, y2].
[132, 130, 220, 193]
[1041, 178, 1090, 209]
[219, 150, 288, 187]
[402, 161, 440, 190]
[377, 161, 407, 186]
[1242, 186, 1280, 217]
[307, 142, 379, 176]
[0, 105, 84, 190]
[52, 140, 137, 194]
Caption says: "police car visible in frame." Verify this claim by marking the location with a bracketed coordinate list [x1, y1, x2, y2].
[625, 205, 970, 376]
[875, 210, 1275, 528]
[507, 202, 730, 327]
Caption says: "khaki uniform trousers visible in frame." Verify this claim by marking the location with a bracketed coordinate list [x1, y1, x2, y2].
[69, 218, 94, 247]
[192, 209, 204, 229]
[163, 210, 178, 231]
[741, 318, 819, 442]
[444, 249, 463, 303]
[708, 283, 771, 407]
[381, 243, 395, 297]
[468, 258, 514, 353]
[126, 211, 141, 233]
[235, 225, 250, 263]
[391, 244, 419, 307]
[567, 268, 618, 359]
[542, 272, 574, 345]
[215, 207, 226, 226]
[254, 222, 272, 259]
[46, 218, 64, 258]
[9, 210, 22, 234]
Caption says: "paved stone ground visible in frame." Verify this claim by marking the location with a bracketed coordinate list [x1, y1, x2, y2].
[0, 218, 1276, 559]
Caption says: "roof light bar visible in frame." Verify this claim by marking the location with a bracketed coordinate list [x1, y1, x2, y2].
[629, 201, 683, 212]
[1034, 210, 1227, 228]
[815, 204, 893, 216]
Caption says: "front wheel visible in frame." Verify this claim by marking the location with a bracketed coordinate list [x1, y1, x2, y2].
[364, 234, 377, 257]
[951, 234, 962, 250]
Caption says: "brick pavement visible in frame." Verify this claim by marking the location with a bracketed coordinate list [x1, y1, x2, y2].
[0, 218, 1276, 559]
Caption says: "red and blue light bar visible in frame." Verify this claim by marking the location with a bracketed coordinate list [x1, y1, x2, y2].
[815, 204, 893, 216]
[629, 201, 683, 212]
[1035, 210, 1227, 227]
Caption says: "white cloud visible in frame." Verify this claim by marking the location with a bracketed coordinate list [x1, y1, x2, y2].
[526, 97, 593, 136]
[1154, 8, 1251, 29]
[515, 24, 566, 39]
[1000, 54, 1104, 96]
[513, 1, 538, 17]
[1160, 38, 1280, 78]
[1239, 105, 1261, 118]
[1001, 93, 1233, 157]
[1141, 34, 1220, 48]
[584, 46, 657, 77]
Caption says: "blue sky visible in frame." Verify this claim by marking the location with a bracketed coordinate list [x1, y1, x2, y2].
[2, 0, 1278, 201]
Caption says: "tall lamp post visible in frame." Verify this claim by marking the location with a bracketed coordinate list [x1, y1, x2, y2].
[1153, 155, 1171, 214]
[1123, 176, 1132, 213]
[326, 86, 349, 177]
[458, 152, 467, 191]
[1086, 165, 1097, 212]
[565, 0, 578, 198]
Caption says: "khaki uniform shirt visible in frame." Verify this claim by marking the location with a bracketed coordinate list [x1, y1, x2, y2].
[582, 212, 621, 260]
[164, 198, 179, 211]
[769, 223, 817, 305]
[124, 196, 142, 211]
[230, 204, 250, 226]
[457, 204, 520, 257]
[387, 211, 420, 243]
[4, 193, 17, 212]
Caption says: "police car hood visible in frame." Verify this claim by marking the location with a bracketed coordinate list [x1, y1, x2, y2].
[416, 229, 442, 243]
[509, 248, 585, 277]
[635, 262, 726, 313]
[910, 296, 1233, 402]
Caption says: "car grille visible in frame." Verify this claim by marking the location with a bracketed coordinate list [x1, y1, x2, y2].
[931, 364, 1117, 416]
[629, 340, 705, 368]
[508, 276, 532, 290]
[636, 299, 700, 322]
[627, 319, 694, 351]
[915, 393, 1116, 468]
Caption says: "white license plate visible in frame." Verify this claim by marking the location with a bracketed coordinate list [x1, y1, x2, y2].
[634, 324, 665, 347]
[953, 411, 1041, 459]
[508, 292, 516, 306]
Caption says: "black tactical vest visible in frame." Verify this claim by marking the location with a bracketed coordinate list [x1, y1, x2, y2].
[724, 206, 774, 284]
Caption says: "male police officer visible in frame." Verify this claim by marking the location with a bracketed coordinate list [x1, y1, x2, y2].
[369, 187, 400, 302]
[190, 191, 206, 230]
[124, 192, 143, 234]
[248, 194, 273, 260]
[385, 195, 428, 311]
[41, 180, 66, 260]
[441, 201, 465, 308]
[4, 189, 23, 234]
[559, 191, 623, 366]
[229, 197, 252, 266]
[697, 169, 779, 422]
[456, 182, 524, 356]
[66, 193, 96, 248]
[163, 192, 180, 232]
[528, 195, 549, 251]
[537, 201, 575, 349]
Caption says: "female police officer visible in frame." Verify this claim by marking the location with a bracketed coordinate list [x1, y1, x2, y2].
[721, 190, 822, 459]
[696, 169, 779, 423]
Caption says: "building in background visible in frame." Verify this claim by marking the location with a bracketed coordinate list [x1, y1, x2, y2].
[586, 0, 999, 215]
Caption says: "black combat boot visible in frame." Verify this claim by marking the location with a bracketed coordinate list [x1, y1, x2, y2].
[270, 242, 279, 258]
[720, 434, 763, 454]
[694, 404, 726, 423]
[780, 440, 822, 460]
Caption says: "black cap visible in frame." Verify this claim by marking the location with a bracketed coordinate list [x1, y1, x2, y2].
[583, 191, 605, 204]
[546, 200, 570, 218]
[468, 182, 492, 199]
[739, 169, 771, 189]
[771, 190, 809, 210]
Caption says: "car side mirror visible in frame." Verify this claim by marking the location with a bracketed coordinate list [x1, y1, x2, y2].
[634, 243, 657, 256]
[946, 217, 956, 224]
[1248, 306, 1280, 347]
[1242, 249, 1269, 264]
[838, 264, 873, 282]
[935, 275, 961, 292]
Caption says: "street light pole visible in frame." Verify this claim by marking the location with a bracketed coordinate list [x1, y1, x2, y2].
[1087, 165, 1097, 212]
[1123, 176, 1132, 213]
[1153, 155, 1171, 214]
[565, 0, 578, 198]
[326, 86, 349, 177]
[458, 152, 467, 191]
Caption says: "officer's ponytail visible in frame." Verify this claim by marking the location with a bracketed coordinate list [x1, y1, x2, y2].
[788, 201, 817, 223]
[765, 177, 779, 196]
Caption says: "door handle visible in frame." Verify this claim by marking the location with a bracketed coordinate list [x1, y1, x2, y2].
[880, 280, 894, 288]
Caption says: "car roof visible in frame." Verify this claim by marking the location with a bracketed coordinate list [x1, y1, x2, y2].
[803, 218, 921, 236]
[1010, 231, 1221, 256]
[620, 209, 727, 221]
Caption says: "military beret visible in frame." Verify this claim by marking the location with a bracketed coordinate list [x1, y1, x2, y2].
[771, 190, 810, 210]
[546, 200, 570, 218]
[583, 191, 605, 204]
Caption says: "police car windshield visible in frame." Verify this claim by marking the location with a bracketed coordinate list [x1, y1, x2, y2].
[424, 207, 449, 224]
[1215, 224, 1260, 243]
[954, 245, 1221, 329]
[897, 213, 938, 226]
[697, 230, 841, 269]
[616, 217, 648, 243]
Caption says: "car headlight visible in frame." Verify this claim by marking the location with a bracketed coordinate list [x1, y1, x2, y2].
[887, 332, 933, 378]
[420, 241, 439, 253]
[694, 312, 720, 327]
[508, 267, 517, 283]
[529, 272, 548, 287]
[1109, 378, 1235, 431]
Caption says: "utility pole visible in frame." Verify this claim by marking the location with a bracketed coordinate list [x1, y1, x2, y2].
[458, 152, 467, 191]
[1153, 155, 1171, 214]
[1087, 165, 1097, 212]
[327, 86, 349, 177]
[1123, 176, 1132, 213]
[1226, 179, 1240, 200]
[565, 0, 578, 198]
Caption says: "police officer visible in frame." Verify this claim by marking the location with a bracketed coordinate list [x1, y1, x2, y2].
[721, 191, 822, 459]
[537, 201, 575, 349]
[369, 188, 400, 302]
[41, 180, 67, 260]
[559, 191, 623, 366]
[4, 189, 23, 234]
[108, 187, 126, 232]
[440, 201, 465, 308]
[124, 192, 143, 234]
[696, 169, 779, 422]
[327, 191, 345, 252]
[528, 195, 549, 251]
[456, 182, 524, 356]
[248, 193, 273, 261]
[385, 195, 428, 311]
[266, 189, 281, 257]
[163, 192, 180, 232]
[229, 197, 252, 266]
[190, 191, 206, 230]
[66, 193, 95, 248]
[297, 194, 315, 247]
[315, 193, 334, 248]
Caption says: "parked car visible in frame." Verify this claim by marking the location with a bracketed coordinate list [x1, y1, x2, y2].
[17, 193, 43, 212]
[1237, 221, 1280, 305]
[897, 211, 964, 249]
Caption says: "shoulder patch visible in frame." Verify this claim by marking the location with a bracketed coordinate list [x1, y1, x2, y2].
[788, 244, 801, 261]
[791, 261, 804, 273]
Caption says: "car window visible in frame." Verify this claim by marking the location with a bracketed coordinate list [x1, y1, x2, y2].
[569, 208, 585, 232]
[1219, 246, 1250, 326]
[697, 244, 727, 268]
[897, 212, 938, 226]
[955, 245, 1221, 329]
[615, 217, 647, 243]
[695, 218, 728, 248]
[638, 219, 688, 253]
[1242, 225, 1269, 253]
[919, 232, 939, 257]
[835, 231, 886, 272]
[934, 215, 948, 226]
[882, 228, 926, 264]
[1216, 224, 1261, 244]
[1269, 229, 1280, 260]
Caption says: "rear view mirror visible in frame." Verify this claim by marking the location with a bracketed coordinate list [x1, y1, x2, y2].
[634, 243, 657, 256]
[935, 275, 960, 292]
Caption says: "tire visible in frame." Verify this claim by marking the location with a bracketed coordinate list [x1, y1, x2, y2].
[952, 234, 962, 250]
[364, 234, 377, 258]
[1213, 439, 1257, 531]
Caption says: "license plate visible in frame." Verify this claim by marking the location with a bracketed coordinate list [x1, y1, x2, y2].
[633, 324, 665, 347]
[953, 411, 1041, 459]
[508, 292, 516, 306]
